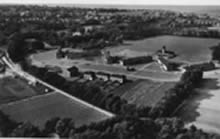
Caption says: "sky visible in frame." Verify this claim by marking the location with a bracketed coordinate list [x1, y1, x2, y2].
[0, 0, 220, 5]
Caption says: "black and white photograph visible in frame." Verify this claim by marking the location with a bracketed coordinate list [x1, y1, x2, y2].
[0, 0, 220, 138]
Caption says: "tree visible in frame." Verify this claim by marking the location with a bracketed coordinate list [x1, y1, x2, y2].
[10, 122, 40, 137]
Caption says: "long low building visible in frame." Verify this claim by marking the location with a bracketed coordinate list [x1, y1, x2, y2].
[83, 71, 96, 80]
[119, 56, 153, 66]
[110, 74, 127, 83]
[82, 71, 127, 83]
[96, 72, 110, 81]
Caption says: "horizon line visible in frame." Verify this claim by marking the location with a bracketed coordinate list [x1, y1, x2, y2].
[0, 3, 220, 6]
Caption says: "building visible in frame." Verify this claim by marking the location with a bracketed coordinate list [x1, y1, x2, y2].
[120, 56, 153, 66]
[110, 74, 127, 83]
[56, 47, 65, 59]
[156, 56, 174, 71]
[156, 46, 176, 59]
[83, 71, 96, 80]
[46, 65, 63, 74]
[96, 72, 110, 81]
[67, 66, 79, 77]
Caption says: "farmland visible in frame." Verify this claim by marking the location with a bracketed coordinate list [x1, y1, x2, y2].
[0, 92, 111, 129]
[106, 35, 220, 64]
[0, 76, 44, 105]
[176, 69, 220, 134]
[112, 79, 175, 107]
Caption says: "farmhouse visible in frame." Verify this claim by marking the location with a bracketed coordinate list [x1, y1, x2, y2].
[96, 72, 110, 81]
[45, 65, 63, 74]
[157, 46, 176, 59]
[156, 56, 174, 71]
[83, 71, 96, 80]
[110, 74, 127, 83]
[120, 56, 153, 66]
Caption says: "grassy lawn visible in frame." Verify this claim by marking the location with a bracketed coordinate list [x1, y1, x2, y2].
[112, 79, 175, 107]
[0, 77, 41, 105]
[107, 35, 220, 63]
[0, 93, 111, 129]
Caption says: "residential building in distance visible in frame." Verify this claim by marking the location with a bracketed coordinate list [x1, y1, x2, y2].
[110, 74, 127, 83]
[155, 56, 175, 71]
[96, 71, 110, 81]
[119, 56, 153, 66]
[83, 71, 96, 80]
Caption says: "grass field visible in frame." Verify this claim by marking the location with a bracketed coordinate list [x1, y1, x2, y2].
[176, 69, 220, 134]
[0, 77, 41, 105]
[106, 35, 220, 63]
[0, 92, 111, 129]
[112, 79, 175, 107]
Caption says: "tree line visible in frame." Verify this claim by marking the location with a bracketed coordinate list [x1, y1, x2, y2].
[0, 111, 218, 138]
[23, 63, 203, 120]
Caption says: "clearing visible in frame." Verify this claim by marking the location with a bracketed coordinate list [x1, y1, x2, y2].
[0, 76, 45, 105]
[0, 92, 111, 129]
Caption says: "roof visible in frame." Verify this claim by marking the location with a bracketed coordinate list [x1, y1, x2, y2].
[111, 74, 126, 78]
[96, 71, 110, 76]
[84, 71, 95, 75]
[157, 57, 170, 67]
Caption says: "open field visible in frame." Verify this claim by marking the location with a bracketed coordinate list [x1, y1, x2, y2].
[176, 69, 220, 134]
[106, 35, 220, 63]
[112, 79, 175, 107]
[0, 92, 111, 129]
[0, 76, 42, 105]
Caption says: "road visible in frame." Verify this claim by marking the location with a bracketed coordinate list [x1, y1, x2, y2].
[2, 55, 115, 118]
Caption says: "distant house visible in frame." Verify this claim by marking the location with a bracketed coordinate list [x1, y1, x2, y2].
[45, 65, 63, 74]
[120, 56, 153, 66]
[72, 32, 82, 37]
[83, 71, 96, 80]
[67, 66, 79, 77]
[156, 56, 174, 71]
[110, 74, 127, 83]
[96, 72, 110, 81]
[56, 48, 65, 59]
